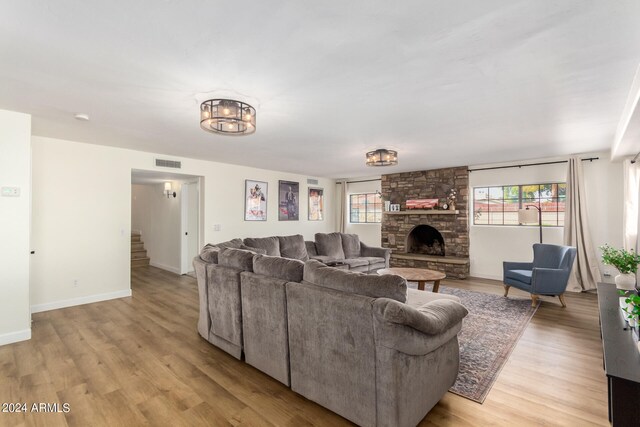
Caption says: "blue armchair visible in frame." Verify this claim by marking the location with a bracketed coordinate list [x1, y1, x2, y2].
[503, 244, 577, 307]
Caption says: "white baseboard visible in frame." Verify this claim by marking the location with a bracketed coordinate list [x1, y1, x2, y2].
[150, 261, 181, 275]
[0, 329, 31, 346]
[31, 289, 132, 314]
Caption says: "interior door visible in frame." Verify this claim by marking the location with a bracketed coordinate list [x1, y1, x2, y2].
[181, 181, 200, 274]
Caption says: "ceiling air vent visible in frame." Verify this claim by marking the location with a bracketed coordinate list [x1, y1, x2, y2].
[155, 158, 181, 169]
[307, 178, 319, 185]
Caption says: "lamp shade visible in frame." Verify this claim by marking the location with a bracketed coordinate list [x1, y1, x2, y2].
[164, 182, 172, 192]
[518, 208, 538, 224]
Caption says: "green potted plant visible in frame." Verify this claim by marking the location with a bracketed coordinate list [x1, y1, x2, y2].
[600, 244, 640, 290]
[619, 292, 640, 328]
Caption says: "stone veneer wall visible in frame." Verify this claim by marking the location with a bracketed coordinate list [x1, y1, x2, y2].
[381, 166, 470, 278]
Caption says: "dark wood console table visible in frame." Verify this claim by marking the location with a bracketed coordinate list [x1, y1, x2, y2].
[597, 282, 640, 426]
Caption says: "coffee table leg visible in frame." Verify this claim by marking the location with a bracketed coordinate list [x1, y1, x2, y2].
[417, 281, 425, 291]
[432, 280, 440, 293]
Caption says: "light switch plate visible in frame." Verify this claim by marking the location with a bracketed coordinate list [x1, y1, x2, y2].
[1, 186, 20, 197]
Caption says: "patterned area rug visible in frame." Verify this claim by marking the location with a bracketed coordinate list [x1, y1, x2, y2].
[409, 283, 539, 403]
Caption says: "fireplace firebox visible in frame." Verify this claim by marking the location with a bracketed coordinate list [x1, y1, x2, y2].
[406, 224, 445, 256]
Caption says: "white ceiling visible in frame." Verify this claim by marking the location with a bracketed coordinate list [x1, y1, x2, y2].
[1, 1, 639, 178]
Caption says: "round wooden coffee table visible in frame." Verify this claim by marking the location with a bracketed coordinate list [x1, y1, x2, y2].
[378, 267, 446, 292]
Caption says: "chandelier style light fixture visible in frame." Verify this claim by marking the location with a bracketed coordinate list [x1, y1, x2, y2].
[366, 149, 398, 166]
[200, 99, 256, 136]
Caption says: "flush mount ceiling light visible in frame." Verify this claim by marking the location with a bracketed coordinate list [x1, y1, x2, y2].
[200, 99, 256, 136]
[366, 149, 398, 166]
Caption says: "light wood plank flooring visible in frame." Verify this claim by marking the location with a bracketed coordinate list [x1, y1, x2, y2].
[0, 267, 608, 426]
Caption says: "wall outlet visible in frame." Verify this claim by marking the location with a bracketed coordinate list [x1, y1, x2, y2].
[603, 270, 611, 277]
[213, 224, 221, 231]
[73, 280, 79, 288]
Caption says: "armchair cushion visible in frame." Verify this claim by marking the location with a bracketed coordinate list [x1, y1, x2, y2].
[531, 267, 572, 295]
[243, 236, 281, 256]
[341, 233, 361, 259]
[278, 235, 309, 261]
[315, 232, 345, 259]
[504, 269, 532, 284]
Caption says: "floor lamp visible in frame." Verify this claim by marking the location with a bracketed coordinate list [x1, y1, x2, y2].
[518, 205, 542, 243]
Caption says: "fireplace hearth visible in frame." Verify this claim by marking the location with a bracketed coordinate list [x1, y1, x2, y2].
[407, 225, 445, 256]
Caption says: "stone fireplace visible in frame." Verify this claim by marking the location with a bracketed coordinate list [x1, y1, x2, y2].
[381, 166, 470, 278]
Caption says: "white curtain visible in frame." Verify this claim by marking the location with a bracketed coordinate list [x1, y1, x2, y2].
[623, 159, 640, 251]
[563, 157, 601, 292]
[337, 180, 347, 233]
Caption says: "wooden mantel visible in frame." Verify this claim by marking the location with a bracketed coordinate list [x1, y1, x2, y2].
[383, 210, 460, 215]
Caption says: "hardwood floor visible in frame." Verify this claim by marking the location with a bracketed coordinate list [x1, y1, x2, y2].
[0, 267, 608, 426]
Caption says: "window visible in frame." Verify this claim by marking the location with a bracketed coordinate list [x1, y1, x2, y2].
[473, 183, 566, 226]
[350, 193, 382, 223]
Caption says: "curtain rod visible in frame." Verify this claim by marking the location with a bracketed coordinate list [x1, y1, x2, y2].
[468, 157, 599, 173]
[336, 178, 382, 184]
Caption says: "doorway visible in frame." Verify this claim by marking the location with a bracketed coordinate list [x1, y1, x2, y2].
[131, 169, 203, 276]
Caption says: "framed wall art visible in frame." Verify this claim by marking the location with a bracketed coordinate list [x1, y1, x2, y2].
[278, 180, 299, 221]
[245, 180, 268, 221]
[308, 188, 324, 221]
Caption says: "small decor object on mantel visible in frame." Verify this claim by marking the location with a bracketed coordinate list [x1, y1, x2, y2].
[406, 199, 439, 210]
[447, 188, 458, 211]
[600, 244, 640, 290]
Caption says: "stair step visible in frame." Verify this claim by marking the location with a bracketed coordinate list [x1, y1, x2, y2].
[131, 234, 141, 243]
[131, 257, 150, 268]
[131, 249, 147, 259]
[131, 242, 144, 251]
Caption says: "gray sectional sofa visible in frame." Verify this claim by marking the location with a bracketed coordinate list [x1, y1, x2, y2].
[193, 234, 468, 426]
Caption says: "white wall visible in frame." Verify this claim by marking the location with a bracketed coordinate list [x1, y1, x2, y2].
[0, 110, 31, 345]
[341, 178, 382, 247]
[30, 136, 336, 311]
[469, 152, 622, 281]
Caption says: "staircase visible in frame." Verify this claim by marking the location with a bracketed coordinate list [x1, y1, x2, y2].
[131, 233, 150, 268]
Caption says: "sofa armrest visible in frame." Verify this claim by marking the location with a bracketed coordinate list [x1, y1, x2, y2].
[531, 267, 571, 294]
[373, 299, 467, 355]
[360, 242, 391, 266]
[503, 261, 533, 271]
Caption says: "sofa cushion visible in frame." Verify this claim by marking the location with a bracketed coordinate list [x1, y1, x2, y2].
[216, 238, 244, 249]
[200, 244, 220, 263]
[305, 241, 318, 257]
[243, 236, 281, 256]
[342, 258, 369, 268]
[218, 248, 254, 271]
[341, 233, 361, 259]
[240, 244, 267, 255]
[358, 256, 385, 265]
[505, 269, 532, 284]
[315, 232, 345, 259]
[253, 254, 304, 282]
[303, 260, 407, 303]
[278, 235, 309, 261]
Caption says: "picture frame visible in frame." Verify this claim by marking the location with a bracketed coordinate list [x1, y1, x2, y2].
[244, 180, 268, 221]
[278, 180, 299, 221]
[308, 187, 324, 221]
